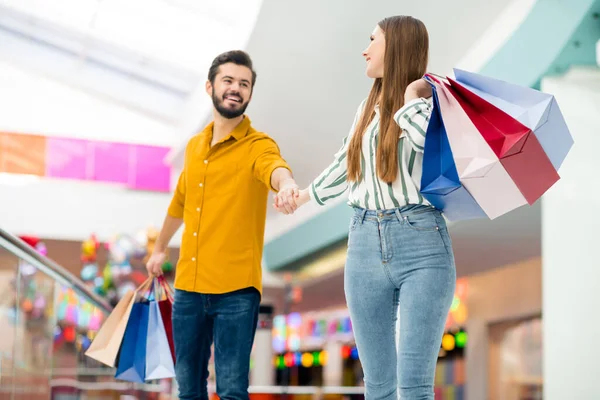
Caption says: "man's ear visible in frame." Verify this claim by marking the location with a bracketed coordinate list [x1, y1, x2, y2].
[205, 80, 213, 96]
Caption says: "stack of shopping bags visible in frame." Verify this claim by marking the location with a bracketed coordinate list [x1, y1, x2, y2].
[85, 276, 176, 382]
[420, 69, 574, 221]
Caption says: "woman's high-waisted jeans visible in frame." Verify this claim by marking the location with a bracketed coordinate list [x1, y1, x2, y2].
[345, 205, 456, 400]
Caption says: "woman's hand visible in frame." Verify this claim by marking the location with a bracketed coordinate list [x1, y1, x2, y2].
[274, 188, 310, 215]
[405, 78, 432, 103]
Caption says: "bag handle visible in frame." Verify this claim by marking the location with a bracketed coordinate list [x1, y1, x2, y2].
[158, 275, 175, 303]
[424, 72, 447, 84]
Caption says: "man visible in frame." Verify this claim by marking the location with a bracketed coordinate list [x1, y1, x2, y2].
[146, 50, 299, 400]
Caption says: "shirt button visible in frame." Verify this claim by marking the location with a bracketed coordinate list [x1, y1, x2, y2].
[193, 232, 197, 236]
[204, 160, 208, 164]
[197, 207, 201, 212]
[192, 257, 196, 261]
[199, 183, 203, 187]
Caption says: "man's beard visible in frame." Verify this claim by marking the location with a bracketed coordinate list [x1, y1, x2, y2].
[212, 91, 249, 119]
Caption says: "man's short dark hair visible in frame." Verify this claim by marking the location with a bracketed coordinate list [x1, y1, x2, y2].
[208, 50, 257, 87]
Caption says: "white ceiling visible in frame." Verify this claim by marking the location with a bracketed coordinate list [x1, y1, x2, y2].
[0, 0, 262, 72]
[0, 0, 263, 121]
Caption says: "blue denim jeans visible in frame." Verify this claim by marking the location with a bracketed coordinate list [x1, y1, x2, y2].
[345, 205, 456, 400]
[172, 287, 260, 400]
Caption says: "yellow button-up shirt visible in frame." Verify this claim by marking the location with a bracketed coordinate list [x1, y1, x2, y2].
[168, 116, 290, 295]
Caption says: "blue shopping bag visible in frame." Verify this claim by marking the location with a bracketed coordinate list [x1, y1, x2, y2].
[453, 68, 573, 171]
[115, 299, 150, 383]
[420, 80, 487, 221]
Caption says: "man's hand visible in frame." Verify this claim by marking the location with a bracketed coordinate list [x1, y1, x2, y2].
[274, 187, 310, 215]
[405, 78, 432, 103]
[146, 251, 167, 277]
[273, 178, 300, 215]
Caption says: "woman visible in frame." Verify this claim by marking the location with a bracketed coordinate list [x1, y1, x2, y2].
[275, 16, 455, 400]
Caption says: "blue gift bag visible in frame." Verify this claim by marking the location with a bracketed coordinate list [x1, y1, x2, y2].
[115, 300, 150, 382]
[420, 81, 487, 221]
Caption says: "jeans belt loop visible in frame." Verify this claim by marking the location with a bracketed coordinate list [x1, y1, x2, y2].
[360, 208, 368, 224]
[394, 208, 403, 223]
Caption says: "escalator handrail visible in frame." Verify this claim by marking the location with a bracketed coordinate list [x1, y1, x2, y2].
[0, 227, 112, 314]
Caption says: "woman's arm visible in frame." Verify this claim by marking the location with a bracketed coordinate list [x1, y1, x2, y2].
[394, 79, 433, 153]
[309, 100, 365, 206]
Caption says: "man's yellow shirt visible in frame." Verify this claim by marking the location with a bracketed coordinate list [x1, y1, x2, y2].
[168, 116, 291, 295]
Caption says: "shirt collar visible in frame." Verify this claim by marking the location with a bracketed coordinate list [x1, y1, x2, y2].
[230, 115, 251, 141]
[202, 115, 251, 144]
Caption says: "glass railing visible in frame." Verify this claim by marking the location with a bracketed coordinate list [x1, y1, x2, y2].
[0, 228, 168, 399]
[0, 228, 368, 399]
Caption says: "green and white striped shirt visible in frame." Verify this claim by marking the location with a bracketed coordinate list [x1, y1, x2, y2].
[310, 97, 432, 210]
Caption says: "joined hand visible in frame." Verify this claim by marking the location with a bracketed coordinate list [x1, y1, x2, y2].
[273, 179, 300, 215]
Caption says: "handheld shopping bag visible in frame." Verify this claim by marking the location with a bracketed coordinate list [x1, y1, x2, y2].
[420, 79, 486, 221]
[445, 77, 559, 205]
[453, 68, 573, 171]
[85, 277, 152, 367]
[145, 279, 176, 380]
[430, 76, 527, 219]
[114, 281, 153, 383]
[157, 276, 176, 363]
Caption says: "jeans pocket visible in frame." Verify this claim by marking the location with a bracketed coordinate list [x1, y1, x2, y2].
[403, 211, 440, 232]
[437, 226, 454, 256]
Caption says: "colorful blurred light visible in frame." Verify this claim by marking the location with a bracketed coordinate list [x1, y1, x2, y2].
[441, 334, 455, 351]
[276, 356, 285, 370]
[453, 303, 468, 325]
[450, 296, 460, 312]
[455, 331, 468, 348]
[341, 345, 351, 359]
[301, 353, 313, 368]
[64, 326, 76, 343]
[319, 350, 328, 366]
[287, 312, 302, 327]
[312, 352, 320, 366]
[284, 353, 294, 367]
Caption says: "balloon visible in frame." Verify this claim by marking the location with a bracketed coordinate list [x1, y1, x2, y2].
[22, 298, 33, 313]
[81, 235, 99, 263]
[94, 285, 106, 296]
[33, 295, 46, 313]
[94, 276, 104, 289]
[36, 242, 48, 257]
[81, 263, 98, 282]
[102, 265, 112, 289]
[117, 281, 136, 300]
[109, 234, 137, 264]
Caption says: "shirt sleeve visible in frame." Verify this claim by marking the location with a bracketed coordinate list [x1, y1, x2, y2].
[310, 100, 365, 206]
[167, 169, 186, 218]
[394, 97, 432, 153]
[250, 136, 291, 192]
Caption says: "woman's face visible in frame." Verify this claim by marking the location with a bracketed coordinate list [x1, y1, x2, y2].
[363, 25, 385, 79]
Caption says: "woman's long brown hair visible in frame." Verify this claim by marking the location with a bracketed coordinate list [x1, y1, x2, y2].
[347, 16, 429, 183]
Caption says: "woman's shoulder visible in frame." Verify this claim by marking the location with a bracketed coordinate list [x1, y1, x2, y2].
[356, 98, 368, 113]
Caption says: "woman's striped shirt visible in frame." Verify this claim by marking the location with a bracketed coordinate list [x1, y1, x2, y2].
[310, 97, 433, 210]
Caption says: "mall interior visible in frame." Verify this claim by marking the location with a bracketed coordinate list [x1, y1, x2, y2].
[0, 0, 599, 399]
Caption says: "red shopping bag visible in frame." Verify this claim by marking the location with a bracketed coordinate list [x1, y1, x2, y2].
[157, 276, 176, 364]
[445, 78, 559, 204]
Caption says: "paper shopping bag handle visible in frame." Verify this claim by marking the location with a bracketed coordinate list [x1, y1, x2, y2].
[424, 72, 447, 84]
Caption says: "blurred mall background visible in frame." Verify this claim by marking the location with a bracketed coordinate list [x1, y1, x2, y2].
[0, 0, 598, 399]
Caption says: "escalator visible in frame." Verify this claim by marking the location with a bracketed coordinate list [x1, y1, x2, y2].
[0, 228, 170, 399]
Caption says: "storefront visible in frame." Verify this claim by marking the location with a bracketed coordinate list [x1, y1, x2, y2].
[271, 279, 470, 396]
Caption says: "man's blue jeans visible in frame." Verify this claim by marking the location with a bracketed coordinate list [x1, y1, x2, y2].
[172, 287, 260, 400]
